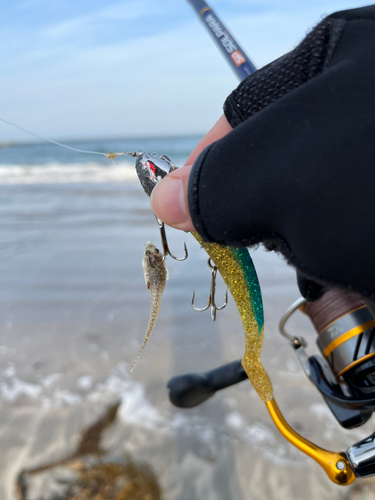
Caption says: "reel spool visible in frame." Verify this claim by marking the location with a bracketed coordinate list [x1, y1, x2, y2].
[280, 297, 375, 429]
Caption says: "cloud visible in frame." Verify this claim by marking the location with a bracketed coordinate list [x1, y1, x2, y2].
[42, 1, 156, 41]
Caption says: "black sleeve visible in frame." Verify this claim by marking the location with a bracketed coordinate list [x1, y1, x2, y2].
[187, 5, 375, 299]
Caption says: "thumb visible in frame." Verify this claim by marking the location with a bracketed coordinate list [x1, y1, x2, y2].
[150, 164, 195, 232]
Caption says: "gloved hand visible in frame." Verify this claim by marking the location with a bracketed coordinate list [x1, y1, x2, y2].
[151, 5, 375, 300]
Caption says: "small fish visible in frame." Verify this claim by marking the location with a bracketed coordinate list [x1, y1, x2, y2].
[131, 241, 168, 372]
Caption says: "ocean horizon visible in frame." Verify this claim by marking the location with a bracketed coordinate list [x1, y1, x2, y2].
[0, 135, 202, 184]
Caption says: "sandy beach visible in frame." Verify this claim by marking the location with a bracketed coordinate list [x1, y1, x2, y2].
[0, 174, 373, 499]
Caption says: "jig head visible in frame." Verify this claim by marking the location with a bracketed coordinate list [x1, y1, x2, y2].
[135, 152, 188, 262]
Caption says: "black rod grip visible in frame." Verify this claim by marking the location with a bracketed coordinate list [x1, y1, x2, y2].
[167, 359, 248, 408]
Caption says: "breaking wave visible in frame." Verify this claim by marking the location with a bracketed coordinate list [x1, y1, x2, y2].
[0, 161, 138, 185]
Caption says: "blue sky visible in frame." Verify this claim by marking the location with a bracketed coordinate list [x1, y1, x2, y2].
[0, 0, 372, 141]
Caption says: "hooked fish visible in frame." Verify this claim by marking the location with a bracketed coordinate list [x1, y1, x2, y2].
[131, 241, 168, 372]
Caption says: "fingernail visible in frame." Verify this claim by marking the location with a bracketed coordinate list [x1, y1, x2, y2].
[150, 177, 188, 225]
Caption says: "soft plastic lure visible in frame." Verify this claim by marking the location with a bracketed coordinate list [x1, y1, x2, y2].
[135, 152, 273, 401]
[193, 234, 273, 401]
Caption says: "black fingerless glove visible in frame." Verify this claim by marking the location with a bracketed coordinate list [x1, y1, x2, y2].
[188, 5, 375, 299]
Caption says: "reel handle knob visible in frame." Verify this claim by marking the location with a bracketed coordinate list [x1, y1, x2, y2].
[167, 359, 247, 408]
[347, 432, 375, 478]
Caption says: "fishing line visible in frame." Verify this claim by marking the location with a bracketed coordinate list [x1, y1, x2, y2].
[0, 117, 108, 156]
[0, 117, 138, 161]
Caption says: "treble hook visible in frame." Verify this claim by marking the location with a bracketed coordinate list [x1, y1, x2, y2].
[155, 216, 188, 261]
[191, 258, 228, 321]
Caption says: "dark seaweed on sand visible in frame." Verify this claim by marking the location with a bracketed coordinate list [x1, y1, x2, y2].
[16, 402, 162, 500]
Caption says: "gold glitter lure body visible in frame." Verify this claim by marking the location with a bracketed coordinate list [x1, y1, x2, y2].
[193, 233, 273, 401]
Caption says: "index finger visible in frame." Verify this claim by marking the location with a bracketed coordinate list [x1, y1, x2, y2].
[150, 114, 233, 231]
[184, 114, 233, 166]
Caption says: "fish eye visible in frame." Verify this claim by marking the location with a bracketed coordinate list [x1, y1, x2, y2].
[155, 248, 160, 254]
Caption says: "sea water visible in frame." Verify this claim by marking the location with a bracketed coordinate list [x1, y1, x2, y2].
[0, 135, 200, 184]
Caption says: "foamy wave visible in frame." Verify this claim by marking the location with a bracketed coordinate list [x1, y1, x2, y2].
[0, 161, 138, 184]
[0, 362, 316, 465]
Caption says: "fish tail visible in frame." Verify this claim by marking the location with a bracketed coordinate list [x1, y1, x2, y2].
[131, 289, 162, 372]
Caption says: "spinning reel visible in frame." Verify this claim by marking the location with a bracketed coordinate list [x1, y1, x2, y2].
[167, 295, 375, 485]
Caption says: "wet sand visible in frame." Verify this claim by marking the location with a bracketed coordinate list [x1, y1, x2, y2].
[0, 181, 373, 499]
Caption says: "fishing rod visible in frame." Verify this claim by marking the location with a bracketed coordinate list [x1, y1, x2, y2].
[166, 0, 375, 485]
[187, 0, 256, 79]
